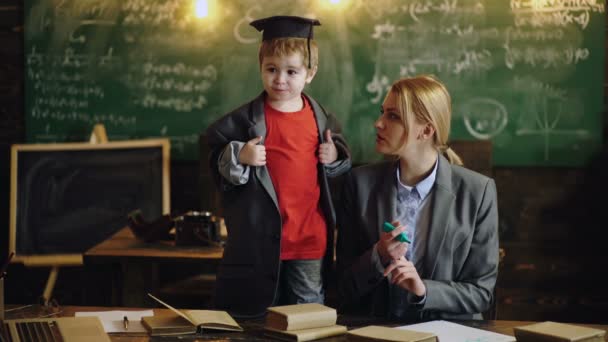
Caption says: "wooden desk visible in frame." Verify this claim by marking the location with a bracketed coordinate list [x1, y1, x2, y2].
[5, 305, 608, 341]
[84, 228, 223, 307]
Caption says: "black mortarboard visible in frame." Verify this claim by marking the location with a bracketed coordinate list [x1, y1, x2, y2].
[250, 15, 321, 68]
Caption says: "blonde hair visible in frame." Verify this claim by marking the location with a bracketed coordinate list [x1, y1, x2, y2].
[258, 38, 318, 72]
[388, 75, 463, 165]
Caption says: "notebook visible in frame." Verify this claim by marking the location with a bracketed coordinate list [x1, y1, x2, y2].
[1, 316, 111, 342]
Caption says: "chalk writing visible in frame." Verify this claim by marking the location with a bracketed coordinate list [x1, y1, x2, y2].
[511, 76, 567, 98]
[55, 0, 120, 21]
[122, 0, 191, 28]
[137, 94, 208, 112]
[505, 27, 565, 45]
[504, 46, 589, 69]
[366, 74, 391, 104]
[31, 107, 136, 126]
[511, 0, 605, 29]
[127, 62, 217, 112]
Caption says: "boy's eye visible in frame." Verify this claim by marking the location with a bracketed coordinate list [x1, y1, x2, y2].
[287, 69, 298, 75]
[266, 67, 276, 73]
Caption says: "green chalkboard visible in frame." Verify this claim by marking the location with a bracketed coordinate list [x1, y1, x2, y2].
[25, 0, 606, 166]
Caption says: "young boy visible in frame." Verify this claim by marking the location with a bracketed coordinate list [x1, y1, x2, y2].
[205, 15, 351, 318]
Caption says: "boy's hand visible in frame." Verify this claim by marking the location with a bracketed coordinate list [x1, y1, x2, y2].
[238, 136, 266, 166]
[318, 129, 338, 164]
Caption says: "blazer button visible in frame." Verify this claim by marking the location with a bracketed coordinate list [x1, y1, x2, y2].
[273, 234, 281, 242]
[368, 278, 376, 285]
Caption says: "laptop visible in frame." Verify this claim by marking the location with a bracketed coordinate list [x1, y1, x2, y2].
[1, 316, 111, 342]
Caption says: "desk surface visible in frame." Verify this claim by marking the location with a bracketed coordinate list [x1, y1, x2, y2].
[85, 227, 223, 261]
[5, 305, 608, 342]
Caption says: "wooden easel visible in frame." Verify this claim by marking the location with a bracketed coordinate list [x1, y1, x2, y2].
[40, 123, 109, 305]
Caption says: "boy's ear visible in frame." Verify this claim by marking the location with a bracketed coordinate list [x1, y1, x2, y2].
[306, 65, 318, 84]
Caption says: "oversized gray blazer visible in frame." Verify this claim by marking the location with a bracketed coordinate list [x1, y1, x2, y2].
[336, 155, 498, 321]
[206, 92, 351, 318]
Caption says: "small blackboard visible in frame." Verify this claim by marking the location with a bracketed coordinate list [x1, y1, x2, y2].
[9, 139, 170, 266]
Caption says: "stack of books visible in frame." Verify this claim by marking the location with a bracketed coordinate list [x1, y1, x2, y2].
[514, 321, 605, 342]
[263, 303, 347, 341]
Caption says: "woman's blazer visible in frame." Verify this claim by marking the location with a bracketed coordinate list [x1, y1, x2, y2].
[336, 155, 499, 320]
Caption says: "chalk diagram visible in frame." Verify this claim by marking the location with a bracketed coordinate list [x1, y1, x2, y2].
[515, 95, 589, 161]
[460, 97, 508, 140]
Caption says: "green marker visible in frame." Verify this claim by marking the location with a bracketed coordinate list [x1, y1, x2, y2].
[382, 222, 411, 243]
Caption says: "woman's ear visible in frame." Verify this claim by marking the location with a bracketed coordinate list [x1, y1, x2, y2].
[420, 123, 436, 140]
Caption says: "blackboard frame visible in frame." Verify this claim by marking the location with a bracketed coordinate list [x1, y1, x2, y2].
[9, 139, 170, 266]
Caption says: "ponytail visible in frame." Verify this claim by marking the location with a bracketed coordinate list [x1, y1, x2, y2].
[440, 145, 463, 166]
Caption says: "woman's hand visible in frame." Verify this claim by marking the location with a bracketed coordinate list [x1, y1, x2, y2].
[376, 221, 408, 265]
[383, 256, 426, 297]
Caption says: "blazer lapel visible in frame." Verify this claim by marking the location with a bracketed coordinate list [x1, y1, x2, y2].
[375, 161, 398, 242]
[248, 92, 279, 211]
[425, 155, 455, 278]
[305, 93, 327, 141]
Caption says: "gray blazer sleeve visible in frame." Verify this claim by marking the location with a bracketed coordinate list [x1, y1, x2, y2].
[218, 141, 250, 185]
[422, 178, 499, 314]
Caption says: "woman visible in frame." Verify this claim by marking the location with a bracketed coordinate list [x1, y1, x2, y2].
[336, 75, 498, 321]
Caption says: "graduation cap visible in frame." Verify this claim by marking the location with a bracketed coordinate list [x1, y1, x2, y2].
[250, 15, 321, 68]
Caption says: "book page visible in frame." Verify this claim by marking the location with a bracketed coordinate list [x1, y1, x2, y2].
[147, 293, 196, 326]
[185, 310, 242, 331]
[398, 320, 515, 342]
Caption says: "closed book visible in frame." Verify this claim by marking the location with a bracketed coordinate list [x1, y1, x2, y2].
[264, 324, 347, 341]
[514, 321, 605, 342]
[141, 315, 197, 336]
[347, 325, 437, 342]
[266, 303, 337, 331]
[147, 293, 243, 333]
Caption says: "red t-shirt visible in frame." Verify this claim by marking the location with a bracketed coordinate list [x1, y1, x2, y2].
[264, 98, 327, 260]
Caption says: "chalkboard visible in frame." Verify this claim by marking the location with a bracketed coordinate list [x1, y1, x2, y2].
[9, 139, 170, 266]
[24, 0, 605, 166]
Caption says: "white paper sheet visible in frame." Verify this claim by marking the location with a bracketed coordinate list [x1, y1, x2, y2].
[398, 320, 516, 342]
[75, 310, 154, 333]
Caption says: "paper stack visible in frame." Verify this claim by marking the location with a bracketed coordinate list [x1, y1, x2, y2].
[263, 303, 347, 341]
[347, 325, 437, 341]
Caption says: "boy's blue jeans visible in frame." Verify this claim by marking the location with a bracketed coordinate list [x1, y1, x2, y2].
[272, 259, 324, 306]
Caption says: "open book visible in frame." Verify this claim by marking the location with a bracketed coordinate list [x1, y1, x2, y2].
[147, 293, 243, 333]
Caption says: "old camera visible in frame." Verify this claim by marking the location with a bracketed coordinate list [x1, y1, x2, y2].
[174, 211, 221, 247]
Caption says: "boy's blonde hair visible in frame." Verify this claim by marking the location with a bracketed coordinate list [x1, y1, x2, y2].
[389, 75, 463, 165]
[258, 38, 318, 72]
